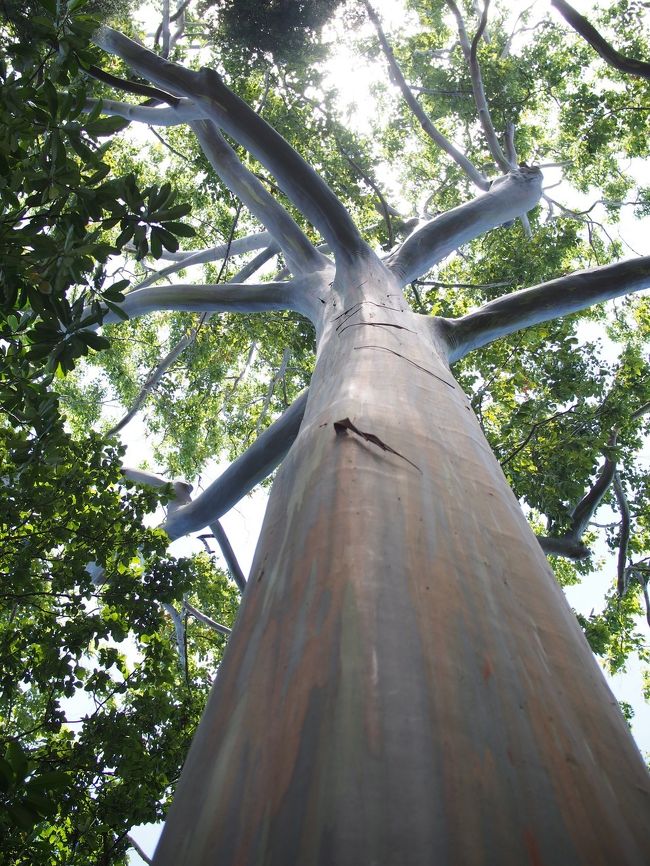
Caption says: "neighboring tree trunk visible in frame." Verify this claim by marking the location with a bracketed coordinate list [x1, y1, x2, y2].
[153, 257, 650, 864]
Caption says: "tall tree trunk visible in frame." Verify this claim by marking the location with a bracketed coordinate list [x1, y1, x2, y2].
[153, 257, 650, 865]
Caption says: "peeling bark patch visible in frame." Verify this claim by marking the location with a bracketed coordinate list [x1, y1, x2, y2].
[333, 417, 422, 473]
[353, 345, 456, 388]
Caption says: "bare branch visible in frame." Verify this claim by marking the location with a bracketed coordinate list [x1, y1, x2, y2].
[191, 121, 324, 275]
[570, 447, 617, 541]
[84, 96, 202, 126]
[536, 536, 590, 560]
[135, 232, 272, 289]
[613, 472, 630, 596]
[183, 599, 232, 636]
[93, 27, 369, 262]
[365, 1, 490, 191]
[161, 0, 171, 58]
[551, 0, 650, 81]
[163, 602, 187, 673]
[445, 0, 512, 172]
[445, 255, 650, 362]
[100, 278, 319, 325]
[107, 329, 196, 436]
[163, 390, 308, 540]
[209, 521, 246, 592]
[85, 63, 180, 106]
[127, 835, 153, 866]
[387, 167, 543, 285]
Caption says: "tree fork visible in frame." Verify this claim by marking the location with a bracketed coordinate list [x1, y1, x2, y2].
[153, 259, 650, 865]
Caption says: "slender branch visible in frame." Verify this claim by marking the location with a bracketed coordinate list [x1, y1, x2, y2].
[337, 143, 396, 247]
[127, 835, 153, 866]
[163, 390, 308, 539]
[551, 0, 650, 81]
[163, 602, 187, 673]
[161, 0, 171, 59]
[191, 120, 324, 275]
[445, 0, 512, 172]
[387, 167, 543, 285]
[209, 521, 246, 592]
[85, 64, 180, 107]
[107, 329, 196, 436]
[445, 255, 650, 362]
[183, 599, 232, 636]
[613, 472, 630, 596]
[149, 232, 271, 262]
[365, 1, 490, 191]
[135, 232, 272, 289]
[100, 279, 318, 325]
[93, 26, 369, 262]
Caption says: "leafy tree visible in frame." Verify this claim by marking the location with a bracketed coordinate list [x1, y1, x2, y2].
[2, 0, 650, 863]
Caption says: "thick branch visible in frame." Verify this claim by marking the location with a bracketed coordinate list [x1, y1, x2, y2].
[84, 96, 201, 126]
[163, 390, 308, 540]
[570, 448, 617, 540]
[94, 27, 368, 261]
[191, 121, 323, 275]
[101, 279, 317, 325]
[365, 1, 489, 191]
[387, 167, 542, 285]
[446, 256, 650, 362]
[135, 232, 272, 289]
[551, 0, 650, 81]
[209, 520, 246, 592]
[536, 536, 590, 560]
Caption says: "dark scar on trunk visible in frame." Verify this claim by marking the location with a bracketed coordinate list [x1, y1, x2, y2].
[334, 417, 422, 473]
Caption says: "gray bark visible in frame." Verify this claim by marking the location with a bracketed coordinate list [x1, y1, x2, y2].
[444, 256, 650, 362]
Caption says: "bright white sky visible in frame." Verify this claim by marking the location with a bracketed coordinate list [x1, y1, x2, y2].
[122, 1, 649, 862]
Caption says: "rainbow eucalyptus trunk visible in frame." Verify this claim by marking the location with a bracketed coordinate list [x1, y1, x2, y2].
[154, 257, 650, 865]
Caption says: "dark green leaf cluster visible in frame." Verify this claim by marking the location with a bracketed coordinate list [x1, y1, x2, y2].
[200, 0, 345, 64]
[0, 0, 194, 420]
[0, 423, 239, 863]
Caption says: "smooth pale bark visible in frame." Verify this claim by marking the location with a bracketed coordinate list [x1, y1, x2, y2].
[94, 27, 369, 262]
[153, 257, 650, 866]
[445, 256, 650, 362]
[445, 0, 512, 172]
[191, 122, 323, 275]
[365, 1, 490, 191]
[101, 279, 319, 325]
[386, 167, 543, 284]
[163, 390, 308, 540]
[84, 96, 202, 126]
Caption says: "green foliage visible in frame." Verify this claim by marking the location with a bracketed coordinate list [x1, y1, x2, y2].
[2, 0, 650, 858]
[200, 0, 345, 64]
[0, 422, 238, 863]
